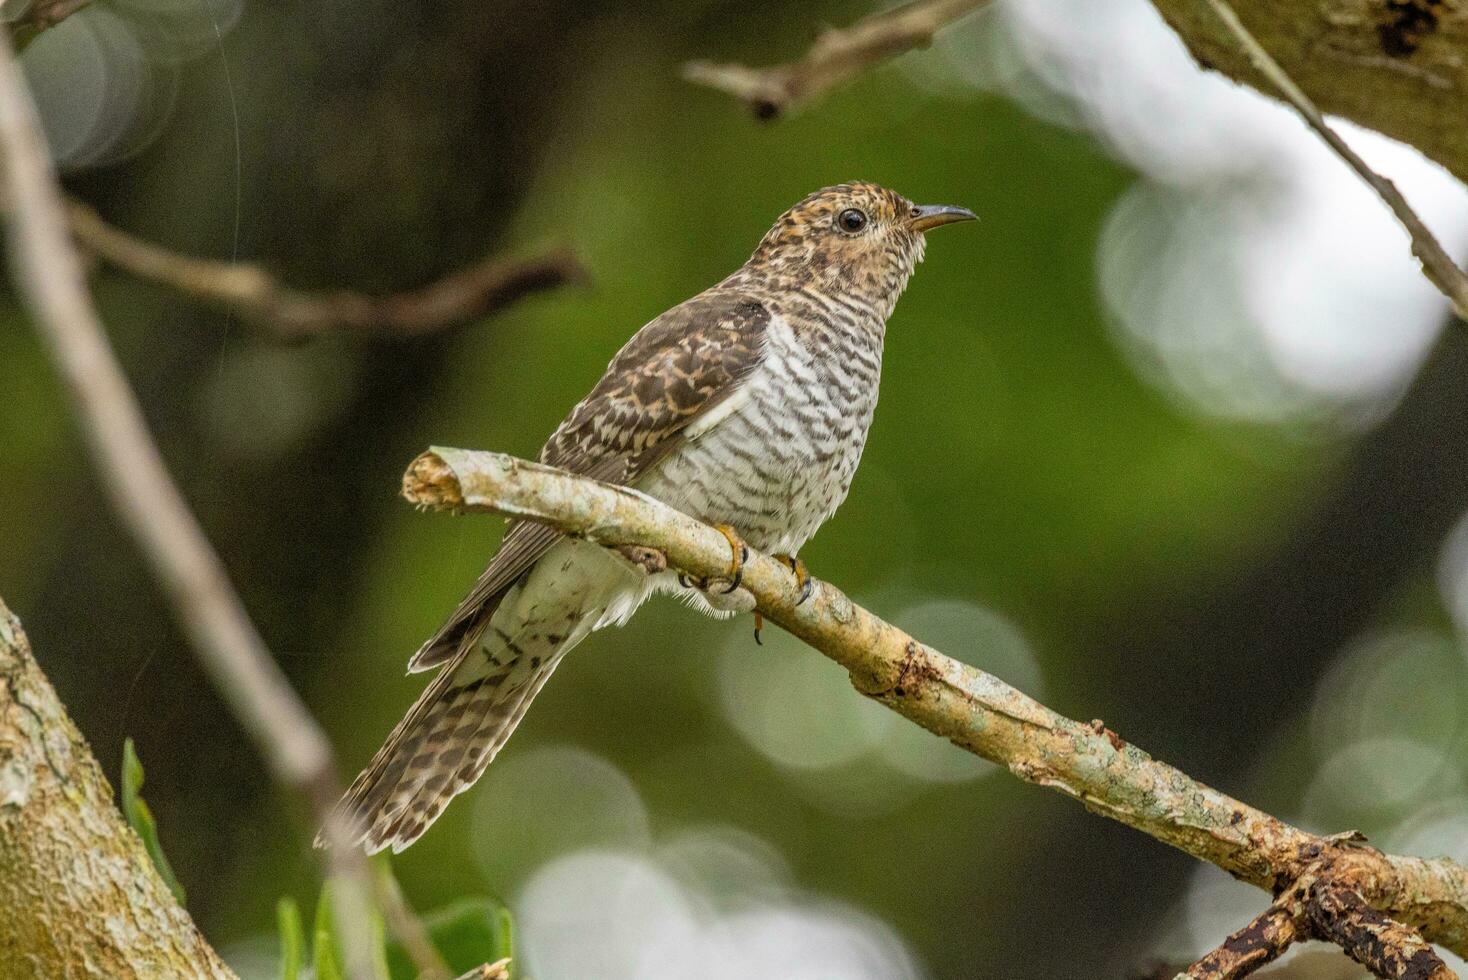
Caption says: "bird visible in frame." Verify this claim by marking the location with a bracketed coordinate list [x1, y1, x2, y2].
[326, 181, 975, 853]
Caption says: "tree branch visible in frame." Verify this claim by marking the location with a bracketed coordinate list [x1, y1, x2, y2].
[1181, 862, 1456, 980]
[0, 598, 236, 978]
[455, 960, 510, 980]
[67, 199, 587, 340]
[6, 0, 92, 43]
[403, 446, 1468, 968]
[0, 29, 446, 980]
[1196, 0, 1468, 321]
[1150, 0, 1468, 187]
[1307, 885, 1456, 980]
[1181, 890, 1302, 979]
[682, 0, 989, 118]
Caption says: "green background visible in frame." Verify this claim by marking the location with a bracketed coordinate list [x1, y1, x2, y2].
[4, 1, 1465, 976]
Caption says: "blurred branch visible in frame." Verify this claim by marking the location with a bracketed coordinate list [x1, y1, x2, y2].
[404, 446, 1468, 971]
[0, 30, 446, 980]
[67, 199, 587, 340]
[0, 599, 237, 978]
[1198, 0, 1468, 321]
[683, 0, 988, 118]
[6, 0, 92, 43]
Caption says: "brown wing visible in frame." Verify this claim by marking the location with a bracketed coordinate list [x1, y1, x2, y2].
[405, 290, 770, 672]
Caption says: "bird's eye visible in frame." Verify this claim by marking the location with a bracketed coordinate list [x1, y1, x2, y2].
[837, 208, 868, 233]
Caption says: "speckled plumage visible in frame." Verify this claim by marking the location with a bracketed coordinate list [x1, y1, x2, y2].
[329, 182, 973, 853]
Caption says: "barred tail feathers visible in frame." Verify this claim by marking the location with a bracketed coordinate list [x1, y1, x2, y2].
[326, 541, 646, 853]
[329, 631, 558, 853]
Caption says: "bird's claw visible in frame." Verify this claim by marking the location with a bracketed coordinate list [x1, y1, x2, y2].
[676, 524, 748, 595]
[712, 524, 747, 594]
[773, 554, 813, 605]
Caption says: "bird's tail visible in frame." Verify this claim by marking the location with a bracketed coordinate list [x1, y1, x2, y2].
[324, 620, 569, 853]
[324, 539, 651, 850]
[323, 540, 646, 854]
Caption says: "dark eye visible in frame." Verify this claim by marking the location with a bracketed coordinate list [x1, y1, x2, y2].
[837, 208, 868, 233]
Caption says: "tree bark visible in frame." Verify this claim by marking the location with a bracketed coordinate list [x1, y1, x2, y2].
[0, 597, 235, 979]
[1150, 0, 1468, 184]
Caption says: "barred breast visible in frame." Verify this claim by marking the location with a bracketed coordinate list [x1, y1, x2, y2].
[638, 308, 883, 557]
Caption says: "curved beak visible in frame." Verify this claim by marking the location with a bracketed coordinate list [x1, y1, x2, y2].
[909, 204, 977, 233]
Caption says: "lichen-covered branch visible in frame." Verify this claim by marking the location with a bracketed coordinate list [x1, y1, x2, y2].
[1182, 861, 1457, 980]
[0, 599, 237, 978]
[683, 0, 989, 118]
[403, 447, 1468, 967]
[67, 200, 586, 340]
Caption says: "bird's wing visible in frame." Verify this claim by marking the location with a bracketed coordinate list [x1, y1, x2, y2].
[406, 290, 770, 672]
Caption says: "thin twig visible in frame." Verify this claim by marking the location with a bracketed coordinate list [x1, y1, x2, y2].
[1181, 895, 1302, 979]
[1307, 885, 1456, 979]
[401, 447, 1468, 963]
[67, 199, 586, 340]
[0, 31, 447, 980]
[374, 861, 453, 979]
[1200, 0, 1468, 319]
[455, 960, 511, 980]
[683, 0, 989, 118]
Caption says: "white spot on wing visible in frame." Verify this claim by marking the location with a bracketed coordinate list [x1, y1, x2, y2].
[682, 313, 786, 440]
[684, 382, 752, 440]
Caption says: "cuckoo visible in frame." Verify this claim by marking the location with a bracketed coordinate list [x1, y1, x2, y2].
[328, 182, 975, 853]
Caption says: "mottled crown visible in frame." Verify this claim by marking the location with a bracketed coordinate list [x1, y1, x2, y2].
[739, 182, 928, 319]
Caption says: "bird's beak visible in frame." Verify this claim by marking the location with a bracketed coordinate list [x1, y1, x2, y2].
[909, 204, 977, 232]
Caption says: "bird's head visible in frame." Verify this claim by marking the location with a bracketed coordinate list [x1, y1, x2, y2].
[744, 181, 975, 317]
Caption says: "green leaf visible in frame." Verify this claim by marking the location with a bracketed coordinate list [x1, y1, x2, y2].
[385, 897, 515, 980]
[494, 905, 514, 966]
[120, 737, 186, 904]
[313, 883, 345, 980]
[276, 897, 303, 980]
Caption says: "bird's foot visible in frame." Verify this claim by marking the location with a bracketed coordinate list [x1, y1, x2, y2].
[616, 544, 668, 575]
[749, 553, 810, 644]
[674, 525, 753, 617]
[711, 524, 748, 593]
[772, 553, 814, 605]
[677, 524, 748, 594]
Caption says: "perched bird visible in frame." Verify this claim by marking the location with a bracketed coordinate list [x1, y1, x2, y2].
[329, 182, 975, 853]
